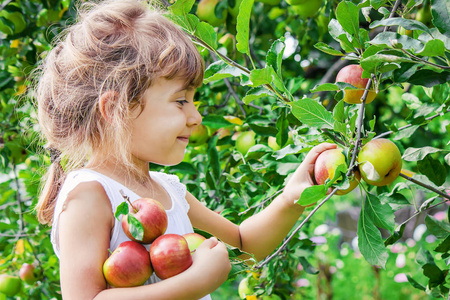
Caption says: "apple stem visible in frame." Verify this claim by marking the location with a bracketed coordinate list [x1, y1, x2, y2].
[119, 189, 138, 213]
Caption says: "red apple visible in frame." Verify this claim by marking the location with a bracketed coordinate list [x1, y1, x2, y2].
[103, 241, 153, 287]
[183, 233, 206, 253]
[358, 138, 402, 186]
[149, 234, 193, 279]
[122, 198, 168, 244]
[335, 64, 377, 104]
[19, 263, 37, 284]
[0, 274, 22, 297]
[314, 148, 360, 195]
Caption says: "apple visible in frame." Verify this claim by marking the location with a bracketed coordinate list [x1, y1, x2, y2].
[182, 233, 206, 253]
[291, 0, 323, 18]
[238, 276, 256, 299]
[149, 234, 193, 279]
[357, 138, 402, 186]
[103, 241, 153, 287]
[235, 131, 256, 155]
[196, 0, 227, 27]
[268, 133, 293, 151]
[19, 263, 37, 284]
[189, 124, 209, 146]
[121, 198, 168, 244]
[285, 0, 308, 5]
[0, 274, 22, 297]
[335, 64, 377, 104]
[314, 148, 360, 195]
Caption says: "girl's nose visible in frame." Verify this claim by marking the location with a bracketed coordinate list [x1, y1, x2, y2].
[187, 103, 202, 127]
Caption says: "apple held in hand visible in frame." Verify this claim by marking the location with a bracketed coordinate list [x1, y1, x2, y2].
[183, 233, 206, 253]
[358, 138, 402, 186]
[149, 234, 193, 280]
[103, 241, 153, 287]
[335, 64, 377, 104]
[19, 263, 37, 285]
[121, 198, 168, 244]
[314, 148, 360, 195]
[0, 274, 22, 297]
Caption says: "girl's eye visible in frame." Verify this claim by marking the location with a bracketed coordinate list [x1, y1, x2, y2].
[176, 99, 188, 106]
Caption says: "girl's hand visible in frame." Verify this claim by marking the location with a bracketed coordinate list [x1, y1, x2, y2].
[188, 237, 231, 293]
[281, 143, 337, 206]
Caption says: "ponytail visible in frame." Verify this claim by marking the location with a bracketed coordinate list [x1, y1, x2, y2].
[36, 151, 66, 225]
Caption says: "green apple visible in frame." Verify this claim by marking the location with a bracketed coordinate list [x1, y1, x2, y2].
[291, 0, 323, 18]
[235, 131, 256, 155]
[0, 274, 22, 297]
[103, 241, 153, 287]
[182, 232, 206, 253]
[238, 276, 256, 299]
[285, 0, 308, 5]
[314, 148, 360, 195]
[189, 124, 209, 146]
[335, 64, 377, 104]
[197, 0, 228, 27]
[358, 138, 402, 186]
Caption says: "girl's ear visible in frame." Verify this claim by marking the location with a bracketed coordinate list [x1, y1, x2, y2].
[98, 91, 120, 123]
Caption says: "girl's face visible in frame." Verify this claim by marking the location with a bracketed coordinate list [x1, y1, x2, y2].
[130, 77, 202, 167]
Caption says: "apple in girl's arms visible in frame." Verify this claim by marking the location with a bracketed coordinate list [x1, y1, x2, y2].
[19, 263, 37, 284]
[121, 198, 168, 244]
[149, 234, 193, 279]
[103, 241, 153, 287]
[183, 233, 206, 253]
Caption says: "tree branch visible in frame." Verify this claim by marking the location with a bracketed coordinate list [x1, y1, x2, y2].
[399, 173, 450, 201]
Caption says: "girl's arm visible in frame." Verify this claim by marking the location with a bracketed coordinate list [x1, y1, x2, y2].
[58, 181, 230, 300]
[187, 143, 337, 261]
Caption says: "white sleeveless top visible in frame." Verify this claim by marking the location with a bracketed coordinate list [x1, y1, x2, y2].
[51, 169, 211, 300]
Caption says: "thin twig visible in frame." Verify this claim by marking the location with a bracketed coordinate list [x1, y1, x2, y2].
[399, 173, 450, 201]
[238, 189, 283, 216]
[255, 188, 339, 269]
[400, 48, 450, 70]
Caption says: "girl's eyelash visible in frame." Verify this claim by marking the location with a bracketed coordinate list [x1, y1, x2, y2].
[176, 99, 188, 105]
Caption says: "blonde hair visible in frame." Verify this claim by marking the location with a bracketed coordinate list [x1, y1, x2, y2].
[35, 0, 204, 225]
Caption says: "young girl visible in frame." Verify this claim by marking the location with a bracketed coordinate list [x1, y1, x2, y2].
[35, 0, 336, 299]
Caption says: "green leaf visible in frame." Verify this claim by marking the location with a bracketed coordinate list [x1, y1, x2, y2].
[169, 0, 196, 15]
[204, 60, 246, 83]
[266, 38, 285, 76]
[417, 155, 447, 186]
[314, 42, 344, 56]
[297, 185, 327, 206]
[195, 21, 217, 49]
[431, 0, 450, 38]
[242, 87, 274, 104]
[393, 125, 420, 140]
[370, 17, 432, 35]
[290, 98, 334, 129]
[127, 214, 144, 241]
[310, 83, 340, 93]
[248, 66, 284, 91]
[115, 202, 129, 221]
[407, 275, 427, 291]
[370, 32, 423, 52]
[333, 100, 345, 123]
[236, 0, 254, 55]
[201, 115, 235, 128]
[425, 215, 450, 239]
[365, 193, 395, 233]
[422, 263, 445, 288]
[336, 1, 360, 36]
[434, 235, 450, 253]
[402, 146, 443, 161]
[408, 70, 450, 88]
[166, 13, 199, 33]
[415, 39, 446, 56]
[298, 256, 319, 275]
[328, 19, 354, 52]
[357, 207, 389, 268]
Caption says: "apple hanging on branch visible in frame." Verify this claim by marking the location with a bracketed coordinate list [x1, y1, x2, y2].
[358, 138, 402, 186]
[314, 148, 361, 195]
[335, 64, 377, 104]
[116, 190, 168, 244]
[19, 263, 37, 285]
[103, 241, 153, 287]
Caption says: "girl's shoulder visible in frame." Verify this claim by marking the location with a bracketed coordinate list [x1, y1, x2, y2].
[150, 171, 188, 213]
